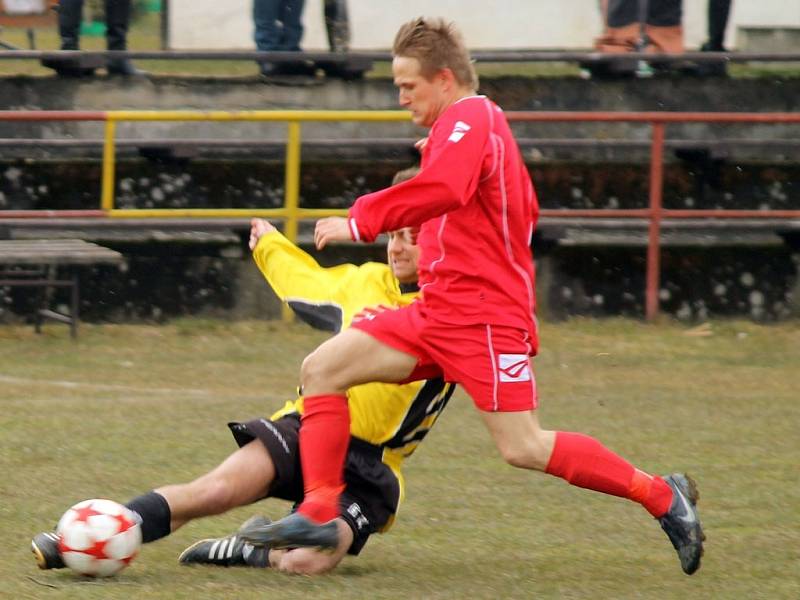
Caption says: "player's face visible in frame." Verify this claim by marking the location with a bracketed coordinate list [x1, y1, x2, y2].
[387, 227, 420, 284]
[393, 56, 449, 128]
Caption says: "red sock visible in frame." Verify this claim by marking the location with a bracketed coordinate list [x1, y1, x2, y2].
[296, 394, 350, 524]
[545, 432, 673, 517]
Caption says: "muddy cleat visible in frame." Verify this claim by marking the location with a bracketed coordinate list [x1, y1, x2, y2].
[239, 512, 339, 551]
[659, 473, 706, 575]
[31, 532, 65, 570]
[179, 515, 271, 567]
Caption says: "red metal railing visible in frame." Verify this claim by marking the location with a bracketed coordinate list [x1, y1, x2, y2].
[1, 110, 799, 320]
[506, 112, 800, 319]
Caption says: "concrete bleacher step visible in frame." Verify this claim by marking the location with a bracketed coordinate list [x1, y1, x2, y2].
[2, 216, 798, 249]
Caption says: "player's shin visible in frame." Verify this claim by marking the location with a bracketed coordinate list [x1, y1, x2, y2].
[297, 394, 350, 524]
[545, 432, 672, 517]
[125, 491, 172, 542]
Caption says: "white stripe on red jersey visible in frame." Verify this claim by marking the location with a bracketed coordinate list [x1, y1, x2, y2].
[348, 96, 540, 354]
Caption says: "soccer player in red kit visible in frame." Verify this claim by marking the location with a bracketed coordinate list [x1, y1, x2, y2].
[242, 17, 705, 575]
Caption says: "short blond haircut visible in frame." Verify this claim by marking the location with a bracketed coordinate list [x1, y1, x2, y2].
[392, 17, 478, 90]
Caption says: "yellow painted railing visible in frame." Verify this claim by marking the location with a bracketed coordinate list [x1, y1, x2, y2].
[101, 110, 412, 245]
[4, 108, 800, 321]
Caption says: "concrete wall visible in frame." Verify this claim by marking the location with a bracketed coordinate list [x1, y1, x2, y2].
[4, 75, 800, 151]
[168, 0, 800, 51]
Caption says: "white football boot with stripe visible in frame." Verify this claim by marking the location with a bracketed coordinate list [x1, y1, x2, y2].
[178, 515, 271, 568]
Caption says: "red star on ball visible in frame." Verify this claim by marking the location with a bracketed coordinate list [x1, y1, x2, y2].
[72, 504, 104, 523]
[83, 538, 110, 559]
[112, 511, 137, 533]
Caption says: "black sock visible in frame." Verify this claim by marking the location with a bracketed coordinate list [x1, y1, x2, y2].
[125, 491, 172, 543]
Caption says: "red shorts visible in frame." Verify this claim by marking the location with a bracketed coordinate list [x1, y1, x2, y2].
[351, 301, 537, 412]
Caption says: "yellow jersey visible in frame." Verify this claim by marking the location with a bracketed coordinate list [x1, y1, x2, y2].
[252, 231, 455, 515]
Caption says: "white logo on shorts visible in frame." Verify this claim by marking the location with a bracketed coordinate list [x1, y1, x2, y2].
[498, 354, 531, 383]
[347, 502, 370, 530]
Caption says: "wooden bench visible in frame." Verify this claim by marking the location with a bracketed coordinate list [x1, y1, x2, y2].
[0, 239, 123, 338]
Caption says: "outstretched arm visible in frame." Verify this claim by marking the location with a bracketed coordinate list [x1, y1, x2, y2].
[347, 104, 490, 242]
[251, 218, 359, 299]
[251, 218, 382, 331]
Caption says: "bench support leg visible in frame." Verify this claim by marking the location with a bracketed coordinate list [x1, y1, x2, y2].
[34, 266, 53, 335]
[70, 272, 79, 339]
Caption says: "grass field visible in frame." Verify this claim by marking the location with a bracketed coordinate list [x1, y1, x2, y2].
[1, 318, 799, 599]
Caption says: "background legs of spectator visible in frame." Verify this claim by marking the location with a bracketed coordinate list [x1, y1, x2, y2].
[253, 0, 282, 53]
[280, 0, 305, 52]
[323, 0, 349, 52]
[58, 0, 82, 51]
[41, 0, 143, 77]
[41, 0, 96, 76]
[318, 0, 367, 79]
[105, 0, 145, 75]
[597, 0, 684, 54]
[254, 0, 314, 78]
[705, 0, 732, 51]
[587, 0, 684, 78]
[696, 0, 732, 76]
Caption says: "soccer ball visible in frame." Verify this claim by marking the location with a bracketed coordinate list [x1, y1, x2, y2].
[56, 498, 142, 577]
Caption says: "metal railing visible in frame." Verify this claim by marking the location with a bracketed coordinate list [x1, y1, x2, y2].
[1, 109, 799, 320]
[3, 49, 800, 64]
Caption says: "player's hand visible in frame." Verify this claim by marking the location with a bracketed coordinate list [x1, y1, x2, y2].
[415, 137, 429, 153]
[249, 218, 276, 251]
[314, 217, 351, 250]
[352, 304, 393, 322]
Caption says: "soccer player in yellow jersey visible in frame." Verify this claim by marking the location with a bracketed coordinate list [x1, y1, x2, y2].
[31, 168, 455, 576]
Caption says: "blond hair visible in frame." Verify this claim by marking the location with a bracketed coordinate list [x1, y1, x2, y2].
[392, 17, 478, 90]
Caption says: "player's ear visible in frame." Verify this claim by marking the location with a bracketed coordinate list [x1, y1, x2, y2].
[437, 67, 456, 90]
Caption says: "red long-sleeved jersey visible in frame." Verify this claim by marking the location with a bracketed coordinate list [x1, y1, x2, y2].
[348, 95, 540, 353]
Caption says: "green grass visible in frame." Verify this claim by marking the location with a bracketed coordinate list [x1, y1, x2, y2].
[1, 318, 799, 599]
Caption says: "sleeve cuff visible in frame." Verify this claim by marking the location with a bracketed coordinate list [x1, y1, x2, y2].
[348, 218, 361, 242]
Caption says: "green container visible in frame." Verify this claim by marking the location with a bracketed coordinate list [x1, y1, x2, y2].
[80, 21, 106, 37]
[144, 0, 162, 12]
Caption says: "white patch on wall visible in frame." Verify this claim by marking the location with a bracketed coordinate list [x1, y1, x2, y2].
[168, 1, 800, 51]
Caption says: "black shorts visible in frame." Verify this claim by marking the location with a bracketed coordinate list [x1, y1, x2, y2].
[228, 414, 401, 555]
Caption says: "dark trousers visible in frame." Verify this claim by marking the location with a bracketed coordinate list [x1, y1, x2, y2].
[706, 0, 732, 50]
[596, 0, 683, 53]
[323, 0, 349, 52]
[606, 0, 683, 28]
[58, 0, 132, 50]
[253, 0, 305, 52]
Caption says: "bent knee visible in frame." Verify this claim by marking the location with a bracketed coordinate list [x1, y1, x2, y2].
[498, 441, 550, 471]
[300, 349, 349, 394]
[193, 477, 238, 514]
[301, 350, 332, 389]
